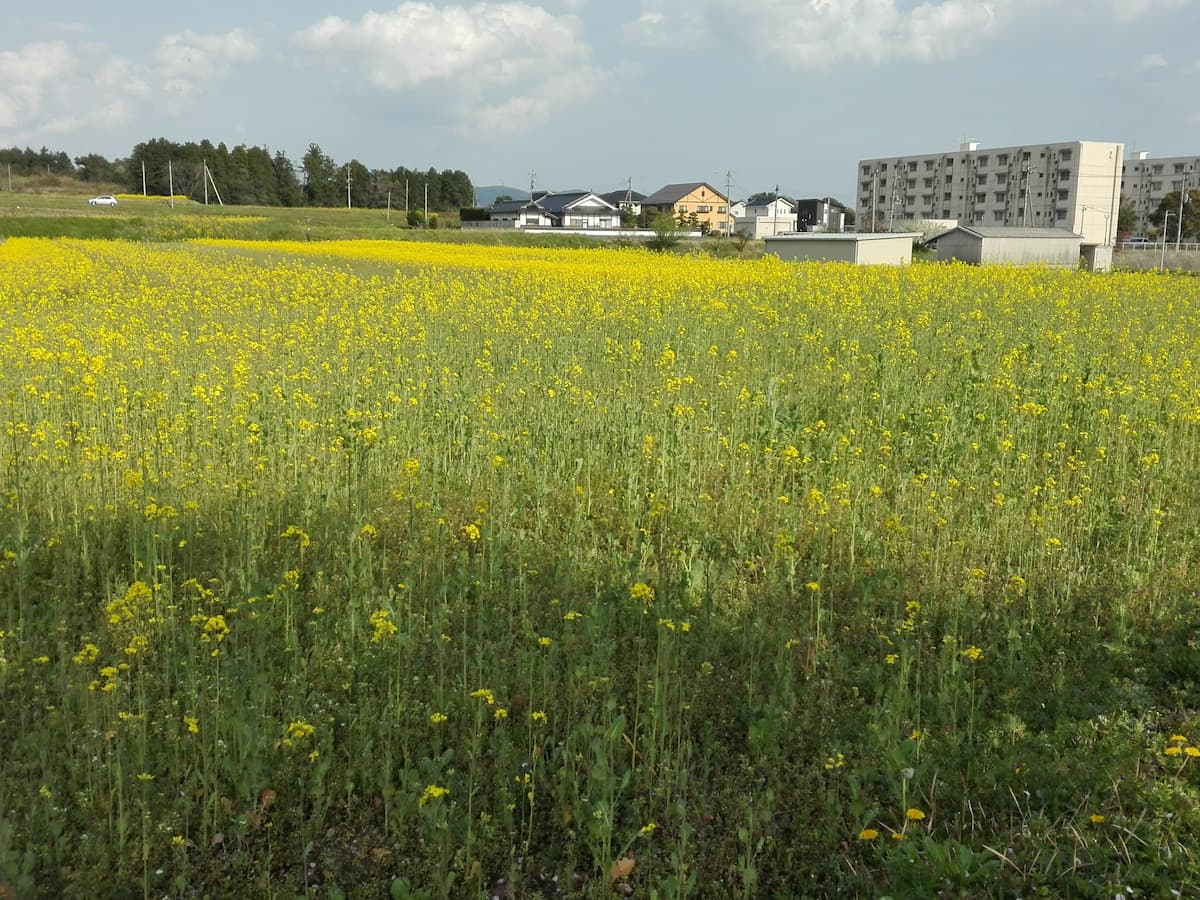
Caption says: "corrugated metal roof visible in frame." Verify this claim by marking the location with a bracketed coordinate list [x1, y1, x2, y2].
[764, 232, 922, 241]
[953, 226, 1081, 239]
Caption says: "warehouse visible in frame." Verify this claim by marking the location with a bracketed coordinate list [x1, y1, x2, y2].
[936, 226, 1082, 266]
[763, 232, 920, 265]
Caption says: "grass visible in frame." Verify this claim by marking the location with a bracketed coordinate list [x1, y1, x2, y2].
[2, 236, 1200, 897]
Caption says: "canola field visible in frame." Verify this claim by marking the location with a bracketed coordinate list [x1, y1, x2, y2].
[2, 237, 1200, 897]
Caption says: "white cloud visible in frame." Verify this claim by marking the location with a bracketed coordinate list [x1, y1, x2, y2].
[0, 30, 258, 141]
[1137, 52, 1169, 70]
[293, 2, 614, 131]
[155, 29, 260, 100]
[621, 0, 1027, 67]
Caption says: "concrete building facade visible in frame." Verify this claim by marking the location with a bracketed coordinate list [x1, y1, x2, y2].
[856, 140, 1123, 246]
[1121, 152, 1198, 236]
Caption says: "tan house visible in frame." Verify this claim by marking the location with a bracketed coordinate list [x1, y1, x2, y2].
[643, 182, 730, 234]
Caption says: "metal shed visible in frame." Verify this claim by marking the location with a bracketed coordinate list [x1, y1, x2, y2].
[936, 226, 1082, 267]
[763, 232, 920, 265]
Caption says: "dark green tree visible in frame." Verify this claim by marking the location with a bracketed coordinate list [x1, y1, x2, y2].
[302, 144, 339, 206]
[1151, 190, 1200, 242]
[273, 152, 303, 207]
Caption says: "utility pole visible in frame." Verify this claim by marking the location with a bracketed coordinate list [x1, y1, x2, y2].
[724, 169, 734, 236]
[346, 166, 352, 209]
[1177, 170, 1189, 250]
[1161, 210, 1175, 271]
[168, 160, 175, 209]
[405, 178, 409, 213]
[203, 158, 209, 205]
[424, 182, 428, 223]
[529, 170, 536, 200]
[871, 168, 878, 233]
[6, 163, 10, 192]
[141, 160, 146, 196]
[387, 188, 392, 223]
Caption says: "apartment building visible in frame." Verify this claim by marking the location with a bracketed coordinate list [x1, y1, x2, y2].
[1122, 152, 1198, 235]
[855, 140, 1124, 246]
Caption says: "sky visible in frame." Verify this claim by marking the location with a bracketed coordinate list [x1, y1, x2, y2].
[4, 0, 1200, 203]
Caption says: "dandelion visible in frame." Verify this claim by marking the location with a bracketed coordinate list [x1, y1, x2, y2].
[1089, 814, 1106, 824]
[1186, 747, 1200, 758]
[493, 708, 508, 720]
[538, 636, 552, 648]
[858, 828, 879, 840]
[905, 808, 926, 821]
[1164, 745, 1183, 757]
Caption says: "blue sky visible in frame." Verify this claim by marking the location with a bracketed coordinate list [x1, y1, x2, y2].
[4, 0, 1199, 203]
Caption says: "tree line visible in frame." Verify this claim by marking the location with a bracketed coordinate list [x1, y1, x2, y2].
[0, 141, 474, 210]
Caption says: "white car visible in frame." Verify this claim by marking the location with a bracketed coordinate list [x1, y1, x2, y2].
[88, 195, 118, 207]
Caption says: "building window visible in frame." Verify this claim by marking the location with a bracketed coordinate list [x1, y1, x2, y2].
[995, 192, 1007, 202]
[1056, 209, 1067, 220]
[975, 193, 986, 204]
[1057, 190, 1068, 201]
[944, 175, 953, 185]
[881, 163, 888, 171]
[978, 155, 989, 166]
[697, 205, 711, 213]
[993, 211, 1005, 221]
[717, 206, 726, 213]
[922, 194, 933, 204]
[1175, 163, 1185, 173]
[907, 161, 917, 172]
[880, 178, 887, 187]
[1022, 151, 1031, 161]
[1153, 165, 1163, 174]
[862, 181, 871, 191]
[977, 174, 988, 185]
[1059, 149, 1072, 161]
[678, 204, 688, 212]
[924, 178, 934, 187]
[904, 195, 915, 205]
[1058, 169, 1070, 181]
[862, 165, 870, 175]
[997, 154, 1009, 165]
[943, 192, 952, 201]
[1151, 181, 1162, 190]
[973, 211, 984, 223]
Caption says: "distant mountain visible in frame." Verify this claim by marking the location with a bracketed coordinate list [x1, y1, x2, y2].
[473, 184, 530, 207]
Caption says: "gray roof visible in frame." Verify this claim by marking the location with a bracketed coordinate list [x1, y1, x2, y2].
[535, 191, 617, 214]
[764, 232, 921, 242]
[599, 189, 646, 205]
[643, 182, 725, 204]
[951, 226, 1081, 239]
